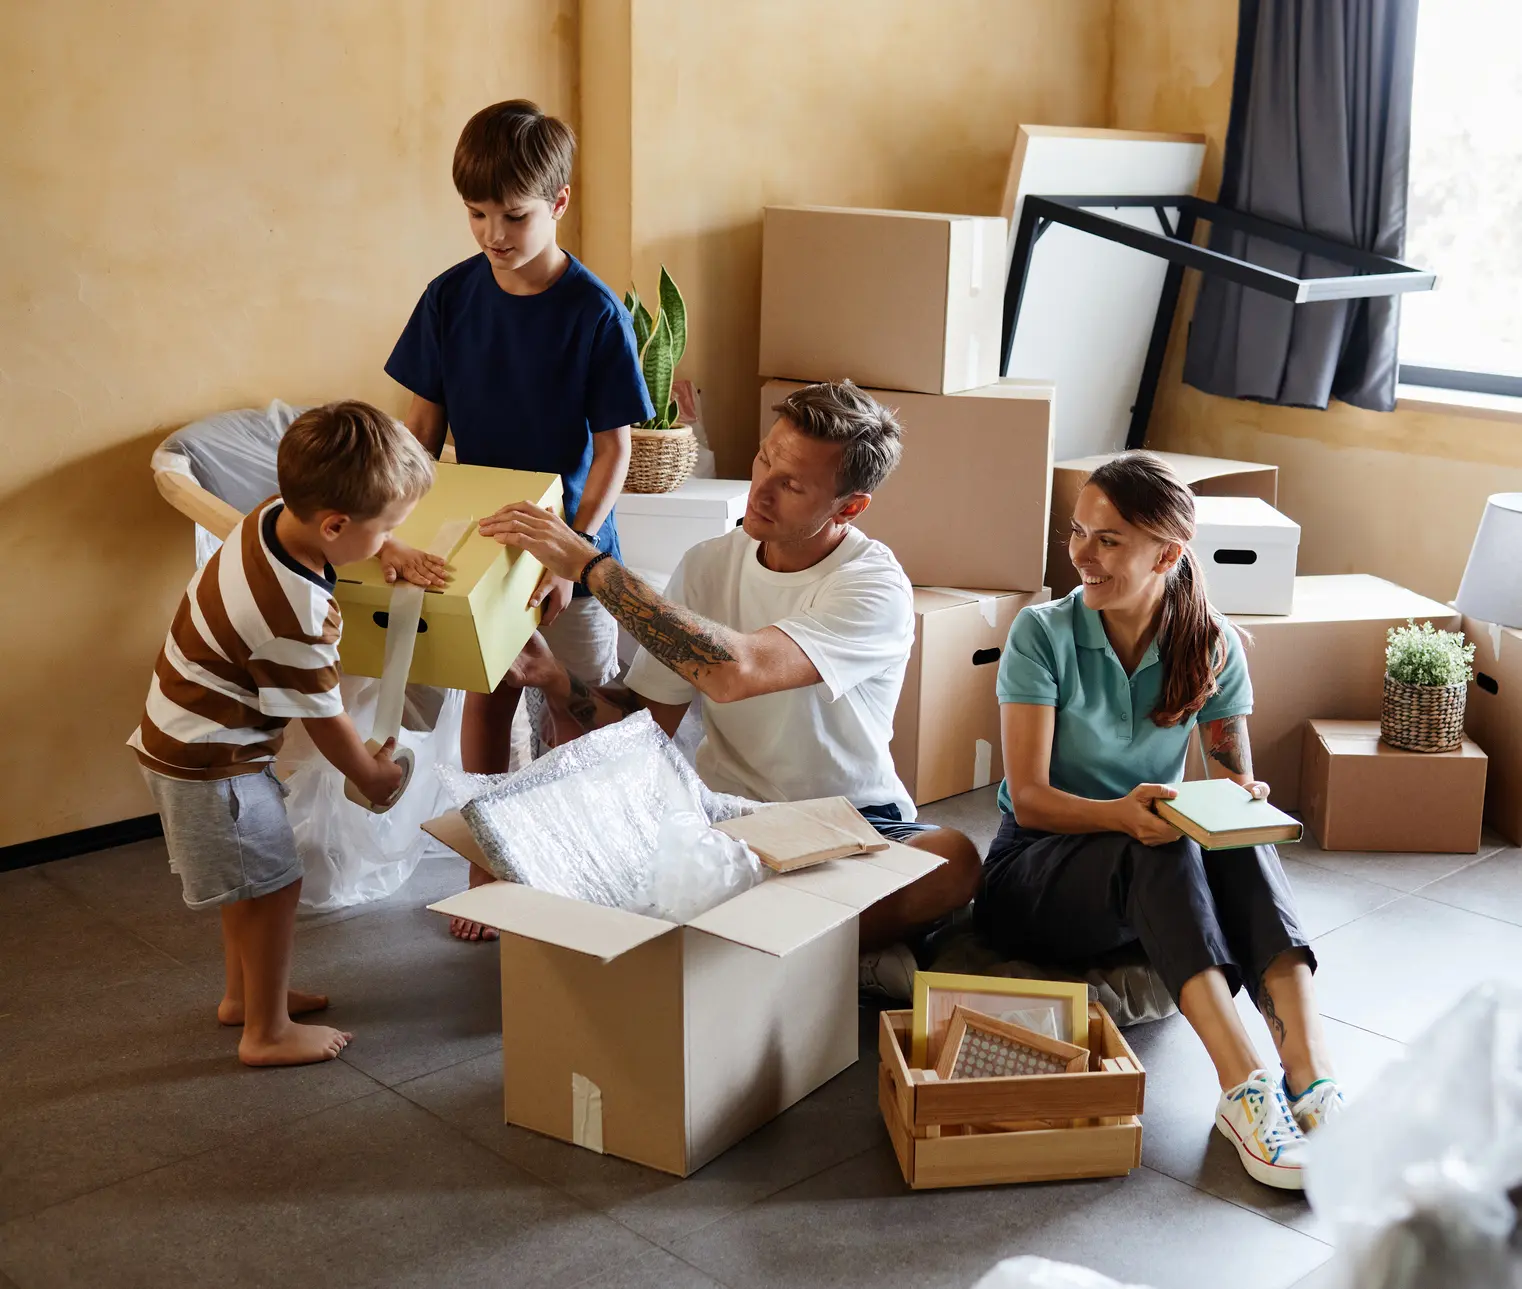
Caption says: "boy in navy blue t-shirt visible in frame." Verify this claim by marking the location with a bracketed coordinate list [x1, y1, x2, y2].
[385, 100, 652, 935]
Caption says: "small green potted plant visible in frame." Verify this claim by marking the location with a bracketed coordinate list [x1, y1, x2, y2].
[622, 266, 696, 494]
[1381, 619, 1476, 752]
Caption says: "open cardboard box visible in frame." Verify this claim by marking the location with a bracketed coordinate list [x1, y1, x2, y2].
[423, 809, 944, 1177]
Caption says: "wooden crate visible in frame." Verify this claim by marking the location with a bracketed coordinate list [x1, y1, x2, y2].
[878, 1003, 1145, 1189]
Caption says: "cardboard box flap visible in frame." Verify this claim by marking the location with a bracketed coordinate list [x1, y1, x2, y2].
[685, 880, 867, 957]
[1058, 451, 1274, 488]
[1236, 575, 1457, 626]
[422, 810, 490, 869]
[427, 883, 676, 962]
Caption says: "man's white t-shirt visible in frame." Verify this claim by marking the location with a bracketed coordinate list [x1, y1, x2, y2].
[624, 526, 917, 819]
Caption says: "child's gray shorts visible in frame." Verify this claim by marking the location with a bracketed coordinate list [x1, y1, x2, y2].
[140, 765, 302, 910]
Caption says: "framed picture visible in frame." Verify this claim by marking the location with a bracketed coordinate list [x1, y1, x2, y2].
[911, 972, 1090, 1067]
[933, 1004, 1091, 1081]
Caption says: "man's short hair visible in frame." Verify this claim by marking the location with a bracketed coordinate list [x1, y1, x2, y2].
[772, 381, 903, 496]
[277, 401, 434, 520]
[453, 99, 575, 206]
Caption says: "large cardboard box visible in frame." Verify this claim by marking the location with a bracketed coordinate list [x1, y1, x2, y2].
[1186, 577, 1462, 810]
[894, 588, 1051, 806]
[1191, 496, 1300, 616]
[761, 378, 1054, 593]
[1300, 719, 1488, 853]
[759, 206, 1006, 394]
[335, 462, 561, 693]
[617, 479, 751, 581]
[1462, 616, 1522, 844]
[1047, 452, 1279, 597]
[423, 813, 943, 1177]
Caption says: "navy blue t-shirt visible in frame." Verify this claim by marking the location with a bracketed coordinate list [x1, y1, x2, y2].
[385, 253, 653, 579]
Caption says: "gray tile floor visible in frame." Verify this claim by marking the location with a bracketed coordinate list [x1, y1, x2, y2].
[2, 788, 1519, 1289]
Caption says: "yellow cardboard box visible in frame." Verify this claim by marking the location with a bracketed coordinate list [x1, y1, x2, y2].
[334, 462, 563, 693]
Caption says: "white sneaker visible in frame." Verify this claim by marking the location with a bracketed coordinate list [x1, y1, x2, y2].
[858, 943, 918, 1002]
[1287, 1077, 1346, 1135]
[1215, 1069, 1307, 1190]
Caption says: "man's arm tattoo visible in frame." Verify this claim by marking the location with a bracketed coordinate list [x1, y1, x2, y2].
[563, 675, 644, 733]
[592, 563, 737, 675]
[1204, 715, 1252, 778]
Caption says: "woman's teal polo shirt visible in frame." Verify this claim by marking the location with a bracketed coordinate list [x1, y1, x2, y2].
[995, 588, 1253, 811]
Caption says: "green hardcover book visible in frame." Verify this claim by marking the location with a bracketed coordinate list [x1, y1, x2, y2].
[1154, 779, 1302, 850]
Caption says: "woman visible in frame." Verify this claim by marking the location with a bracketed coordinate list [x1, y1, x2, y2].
[975, 453, 1342, 1191]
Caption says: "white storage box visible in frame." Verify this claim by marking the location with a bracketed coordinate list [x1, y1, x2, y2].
[617, 480, 751, 581]
[1191, 496, 1300, 616]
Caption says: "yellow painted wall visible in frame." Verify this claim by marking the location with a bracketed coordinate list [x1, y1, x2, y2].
[0, 0, 578, 848]
[1111, 0, 1520, 603]
[581, 0, 1114, 476]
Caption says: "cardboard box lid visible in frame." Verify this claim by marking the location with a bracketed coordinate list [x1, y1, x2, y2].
[421, 812, 944, 961]
[335, 462, 561, 608]
[1234, 575, 1459, 626]
[1055, 451, 1276, 487]
[1309, 719, 1487, 762]
[765, 204, 1000, 228]
[912, 587, 1022, 622]
[617, 479, 752, 518]
[1193, 496, 1301, 544]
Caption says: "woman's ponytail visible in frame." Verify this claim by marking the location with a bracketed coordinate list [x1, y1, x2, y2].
[1154, 547, 1226, 727]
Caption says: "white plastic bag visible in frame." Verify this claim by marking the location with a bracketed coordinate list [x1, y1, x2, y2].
[278, 678, 466, 913]
[637, 809, 762, 923]
[971, 1257, 1154, 1289]
[1305, 982, 1522, 1289]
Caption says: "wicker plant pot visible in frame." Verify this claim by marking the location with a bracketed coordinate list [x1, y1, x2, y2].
[1380, 673, 1467, 753]
[625, 425, 698, 494]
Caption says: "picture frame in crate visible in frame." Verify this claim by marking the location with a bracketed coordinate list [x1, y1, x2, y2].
[911, 972, 1090, 1066]
[932, 1005, 1090, 1082]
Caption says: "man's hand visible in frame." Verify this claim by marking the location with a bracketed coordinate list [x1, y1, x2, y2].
[478, 503, 596, 582]
[531, 569, 574, 627]
[357, 738, 406, 806]
[1109, 783, 1183, 846]
[379, 539, 452, 589]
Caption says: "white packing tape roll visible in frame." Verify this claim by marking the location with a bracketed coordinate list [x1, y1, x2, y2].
[344, 518, 471, 814]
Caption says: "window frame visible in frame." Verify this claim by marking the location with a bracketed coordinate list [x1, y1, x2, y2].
[1397, 365, 1522, 399]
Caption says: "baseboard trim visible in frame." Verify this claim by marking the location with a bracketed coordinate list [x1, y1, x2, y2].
[0, 815, 164, 873]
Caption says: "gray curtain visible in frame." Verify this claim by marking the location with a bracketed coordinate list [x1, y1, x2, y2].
[1183, 0, 1419, 411]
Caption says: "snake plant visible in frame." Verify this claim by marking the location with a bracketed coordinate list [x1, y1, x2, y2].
[623, 266, 687, 429]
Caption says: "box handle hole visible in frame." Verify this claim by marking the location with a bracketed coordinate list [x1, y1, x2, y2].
[1212, 549, 1258, 566]
[972, 647, 1001, 666]
[1477, 671, 1499, 695]
[372, 612, 428, 634]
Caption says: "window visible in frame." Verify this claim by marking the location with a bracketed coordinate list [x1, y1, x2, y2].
[1398, 0, 1522, 397]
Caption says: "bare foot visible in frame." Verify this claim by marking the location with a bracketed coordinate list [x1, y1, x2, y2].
[238, 1022, 353, 1067]
[449, 917, 499, 942]
[217, 988, 330, 1027]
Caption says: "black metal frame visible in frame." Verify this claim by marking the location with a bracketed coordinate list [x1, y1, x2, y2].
[1398, 365, 1522, 400]
[1001, 194, 1438, 448]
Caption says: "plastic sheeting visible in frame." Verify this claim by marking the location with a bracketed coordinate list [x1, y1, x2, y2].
[1306, 982, 1522, 1289]
[448, 711, 759, 922]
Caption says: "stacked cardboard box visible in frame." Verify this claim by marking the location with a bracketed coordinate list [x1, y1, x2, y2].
[759, 206, 1051, 804]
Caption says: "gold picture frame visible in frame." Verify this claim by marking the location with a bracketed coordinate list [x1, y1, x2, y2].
[911, 972, 1090, 1067]
[932, 1004, 1091, 1081]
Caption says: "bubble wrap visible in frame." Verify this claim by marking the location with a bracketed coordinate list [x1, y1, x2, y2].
[451, 712, 759, 915]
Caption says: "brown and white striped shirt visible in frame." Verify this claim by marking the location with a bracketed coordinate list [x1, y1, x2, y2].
[129, 498, 345, 780]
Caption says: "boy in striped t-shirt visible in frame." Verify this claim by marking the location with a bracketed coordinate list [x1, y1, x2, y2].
[130, 401, 434, 1067]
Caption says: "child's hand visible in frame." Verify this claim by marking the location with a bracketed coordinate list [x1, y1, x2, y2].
[379, 539, 452, 589]
[362, 738, 406, 806]
[532, 569, 573, 627]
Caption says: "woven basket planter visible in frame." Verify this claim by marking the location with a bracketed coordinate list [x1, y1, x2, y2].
[1380, 673, 1467, 753]
[625, 425, 698, 494]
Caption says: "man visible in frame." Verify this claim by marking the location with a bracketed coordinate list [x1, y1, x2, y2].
[479, 380, 983, 1000]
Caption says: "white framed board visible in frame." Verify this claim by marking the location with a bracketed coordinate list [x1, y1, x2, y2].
[1000, 126, 1207, 460]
